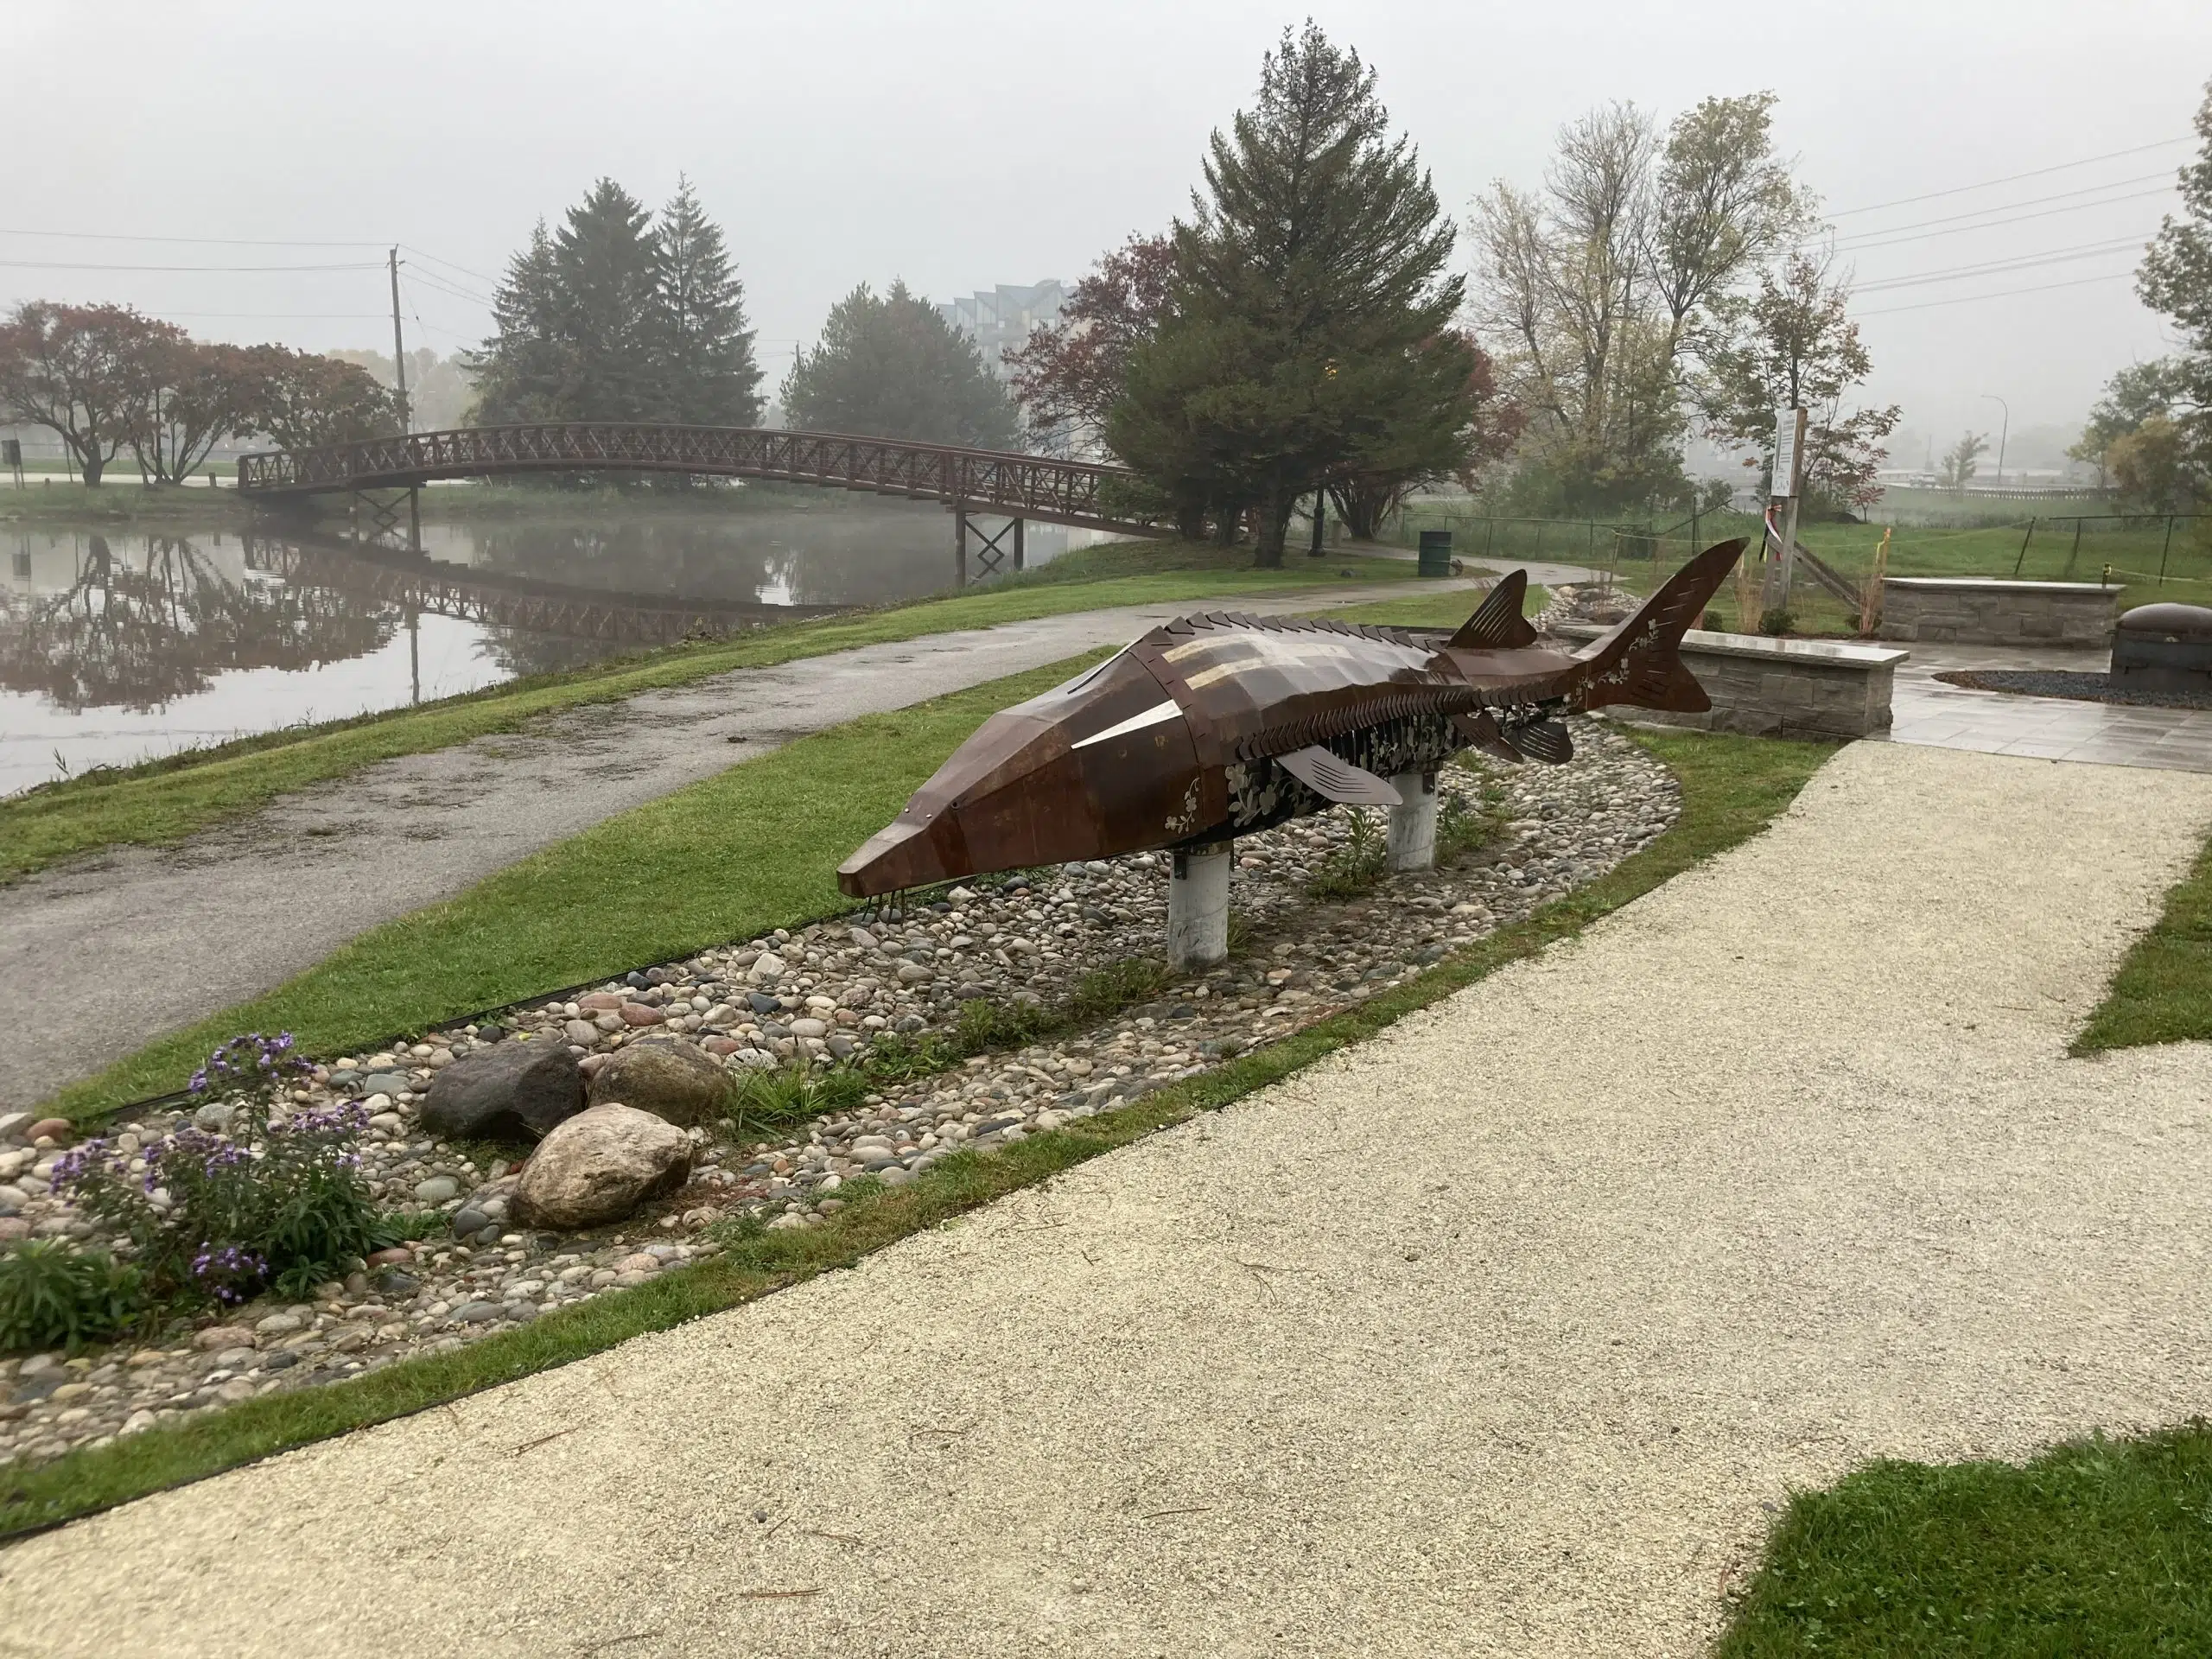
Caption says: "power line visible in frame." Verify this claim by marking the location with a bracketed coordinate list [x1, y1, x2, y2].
[1828, 186, 2176, 253]
[400, 244, 503, 287]
[1828, 171, 2174, 245]
[1827, 136, 2193, 218]
[1853, 236, 2149, 293]
[0, 226, 389, 248]
[1854, 270, 2135, 317]
[0, 257, 384, 273]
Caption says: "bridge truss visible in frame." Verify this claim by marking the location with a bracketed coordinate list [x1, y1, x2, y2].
[237, 423, 1168, 539]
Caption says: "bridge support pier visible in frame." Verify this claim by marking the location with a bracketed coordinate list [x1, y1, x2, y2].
[952, 505, 1027, 586]
[1167, 840, 1232, 972]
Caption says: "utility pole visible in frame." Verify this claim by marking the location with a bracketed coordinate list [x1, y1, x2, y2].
[1980, 393, 2009, 488]
[388, 247, 421, 552]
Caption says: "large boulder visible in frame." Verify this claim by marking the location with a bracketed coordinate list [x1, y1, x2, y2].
[511, 1105, 693, 1230]
[420, 1039, 584, 1142]
[586, 1038, 730, 1128]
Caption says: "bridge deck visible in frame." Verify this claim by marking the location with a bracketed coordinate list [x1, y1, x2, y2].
[237, 423, 1166, 537]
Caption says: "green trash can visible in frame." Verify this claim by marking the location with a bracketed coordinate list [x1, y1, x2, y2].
[1417, 529, 1452, 578]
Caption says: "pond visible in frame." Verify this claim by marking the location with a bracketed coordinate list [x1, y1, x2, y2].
[0, 493, 1077, 798]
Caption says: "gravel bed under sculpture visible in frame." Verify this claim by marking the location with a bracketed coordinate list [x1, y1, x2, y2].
[0, 718, 1677, 1465]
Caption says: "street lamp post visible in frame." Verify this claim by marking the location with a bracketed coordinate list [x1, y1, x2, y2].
[1980, 394, 2009, 489]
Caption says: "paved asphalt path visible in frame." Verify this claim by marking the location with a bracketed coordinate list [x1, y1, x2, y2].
[0, 578, 1481, 1114]
[9, 741, 2212, 1655]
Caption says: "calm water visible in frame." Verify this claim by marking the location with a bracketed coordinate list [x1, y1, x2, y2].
[0, 497, 1075, 797]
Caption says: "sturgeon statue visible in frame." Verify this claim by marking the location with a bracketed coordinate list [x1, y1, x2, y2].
[837, 538, 1746, 897]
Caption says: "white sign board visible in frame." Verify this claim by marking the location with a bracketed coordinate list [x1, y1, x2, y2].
[1770, 408, 1804, 500]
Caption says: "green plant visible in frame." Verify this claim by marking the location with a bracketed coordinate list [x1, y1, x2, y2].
[727, 1062, 870, 1140]
[0, 1241, 147, 1352]
[55, 1034, 389, 1305]
[1307, 808, 1389, 899]
[1437, 776, 1504, 864]
[1065, 957, 1170, 1021]
[1758, 606, 1796, 636]
[951, 997, 1052, 1052]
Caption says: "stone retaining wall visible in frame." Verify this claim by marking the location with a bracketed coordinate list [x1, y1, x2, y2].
[1879, 577, 2116, 647]
[1550, 624, 1904, 739]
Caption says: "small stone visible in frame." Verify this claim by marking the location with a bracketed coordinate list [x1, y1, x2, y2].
[194, 1325, 255, 1351]
[415, 1176, 460, 1205]
[365, 1247, 413, 1268]
[453, 1301, 504, 1325]
[192, 1103, 234, 1135]
[450, 1207, 489, 1236]
[254, 1314, 303, 1336]
[213, 1378, 257, 1404]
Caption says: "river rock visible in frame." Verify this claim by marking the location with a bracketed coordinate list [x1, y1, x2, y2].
[420, 1039, 584, 1142]
[510, 1106, 693, 1230]
[585, 1038, 730, 1128]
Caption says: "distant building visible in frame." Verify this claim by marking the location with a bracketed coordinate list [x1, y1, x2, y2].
[938, 281, 1068, 382]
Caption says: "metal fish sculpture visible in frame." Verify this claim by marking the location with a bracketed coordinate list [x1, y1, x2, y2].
[836, 538, 1746, 897]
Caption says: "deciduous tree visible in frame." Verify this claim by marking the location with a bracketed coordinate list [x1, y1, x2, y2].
[781, 281, 1017, 448]
[130, 340, 261, 483]
[1697, 252, 1898, 512]
[0, 302, 180, 486]
[1110, 23, 1478, 564]
[1005, 233, 1176, 453]
[1470, 92, 1812, 514]
[1937, 430, 1987, 490]
[242, 347, 398, 452]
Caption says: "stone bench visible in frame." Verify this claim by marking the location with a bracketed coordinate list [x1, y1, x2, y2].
[1878, 577, 2116, 647]
[1549, 623, 1905, 740]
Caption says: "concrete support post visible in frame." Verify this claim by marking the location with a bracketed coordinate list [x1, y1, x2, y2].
[1014, 516, 1026, 571]
[1387, 771, 1438, 872]
[1167, 841, 1231, 972]
[953, 505, 968, 588]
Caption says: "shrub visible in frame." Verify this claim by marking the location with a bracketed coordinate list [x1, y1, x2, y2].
[1758, 606, 1796, 636]
[0, 1240, 146, 1351]
[1065, 957, 1169, 1022]
[55, 1033, 390, 1306]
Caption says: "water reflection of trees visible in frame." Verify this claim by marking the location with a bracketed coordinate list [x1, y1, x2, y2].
[0, 535, 396, 710]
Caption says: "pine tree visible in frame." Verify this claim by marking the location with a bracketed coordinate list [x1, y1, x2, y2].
[550, 179, 663, 422]
[652, 175, 762, 426]
[1110, 24, 1477, 563]
[782, 281, 1017, 448]
[467, 220, 566, 423]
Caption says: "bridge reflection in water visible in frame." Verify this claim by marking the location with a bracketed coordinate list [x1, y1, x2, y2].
[0, 525, 856, 795]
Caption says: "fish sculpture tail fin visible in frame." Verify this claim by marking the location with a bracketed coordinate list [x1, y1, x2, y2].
[1573, 538, 1747, 715]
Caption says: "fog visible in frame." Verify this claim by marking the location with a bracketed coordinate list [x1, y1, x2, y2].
[8, 0, 2208, 437]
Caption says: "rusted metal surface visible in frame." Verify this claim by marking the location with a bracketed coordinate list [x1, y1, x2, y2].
[236, 424, 1169, 537]
[243, 536, 844, 645]
[838, 540, 1747, 895]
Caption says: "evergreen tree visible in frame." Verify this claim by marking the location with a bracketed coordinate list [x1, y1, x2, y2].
[1109, 24, 1478, 563]
[550, 178, 663, 421]
[467, 220, 565, 423]
[652, 175, 762, 426]
[781, 281, 1017, 447]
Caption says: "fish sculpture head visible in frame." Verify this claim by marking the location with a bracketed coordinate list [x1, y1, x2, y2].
[836, 648, 1201, 898]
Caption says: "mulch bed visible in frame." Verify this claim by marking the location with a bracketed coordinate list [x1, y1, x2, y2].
[1935, 670, 2212, 712]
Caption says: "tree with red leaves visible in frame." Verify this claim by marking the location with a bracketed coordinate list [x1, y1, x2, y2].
[1004, 234, 1175, 454]
[0, 302, 181, 486]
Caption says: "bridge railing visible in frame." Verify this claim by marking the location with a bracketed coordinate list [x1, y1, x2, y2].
[237, 423, 1163, 535]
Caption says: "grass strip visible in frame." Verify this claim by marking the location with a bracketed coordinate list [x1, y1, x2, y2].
[0, 723, 1831, 1537]
[1, 543, 1415, 885]
[1716, 1423, 2212, 1655]
[2072, 828, 2212, 1053]
[42, 653, 1118, 1123]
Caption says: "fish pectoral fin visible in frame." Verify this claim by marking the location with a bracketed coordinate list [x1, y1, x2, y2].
[1451, 710, 1524, 765]
[1275, 746, 1403, 806]
[1507, 717, 1573, 765]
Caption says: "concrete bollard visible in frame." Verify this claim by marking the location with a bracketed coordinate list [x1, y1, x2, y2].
[1167, 841, 1232, 971]
[1387, 771, 1438, 872]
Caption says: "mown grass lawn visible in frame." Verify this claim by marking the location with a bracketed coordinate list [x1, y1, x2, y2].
[2073, 827, 2212, 1054]
[2, 719, 1834, 1535]
[1, 539, 1417, 885]
[1718, 1425, 2212, 1656]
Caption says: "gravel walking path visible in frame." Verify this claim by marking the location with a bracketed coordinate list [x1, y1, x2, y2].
[0, 578, 1471, 1115]
[11, 742, 2212, 1657]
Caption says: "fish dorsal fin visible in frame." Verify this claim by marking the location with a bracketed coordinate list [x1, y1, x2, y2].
[1446, 570, 1538, 650]
[1276, 746, 1403, 806]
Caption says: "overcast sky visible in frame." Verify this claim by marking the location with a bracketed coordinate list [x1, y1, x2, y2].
[8, 0, 2208, 452]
